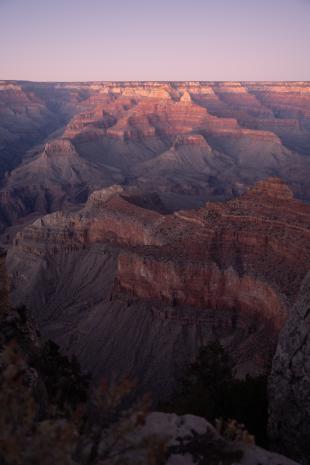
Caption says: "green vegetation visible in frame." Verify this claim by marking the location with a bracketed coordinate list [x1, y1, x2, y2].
[33, 339, 90, 414]
[162, 341, 269, 446]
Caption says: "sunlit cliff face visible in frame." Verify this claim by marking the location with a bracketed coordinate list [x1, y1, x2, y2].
[8, 177, 310, 376]
[0, 80, 310, 237]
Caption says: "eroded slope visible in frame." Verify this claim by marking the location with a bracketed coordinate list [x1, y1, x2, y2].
[7, 178, 310, 396]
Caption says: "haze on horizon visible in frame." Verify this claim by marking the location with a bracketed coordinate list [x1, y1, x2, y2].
[0, 0, 310, 82]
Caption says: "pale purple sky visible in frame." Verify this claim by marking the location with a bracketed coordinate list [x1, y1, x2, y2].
[0, 0, 309, 81]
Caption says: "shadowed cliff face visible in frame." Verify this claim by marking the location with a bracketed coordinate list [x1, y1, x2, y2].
[7, 178, 310, 396]
[0, 249, 8, 311]
[0, 81, 310, 237]
[0, 251, 301, 465]
[0, 81, 89, 180]
[269, 272, 310, 465]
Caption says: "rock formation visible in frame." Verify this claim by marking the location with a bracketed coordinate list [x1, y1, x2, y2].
[140, 412, 300, 465]
[7, 178, 310, 395]
[268, 272, 310, 465]
[0, 248, 8, 310]
[1, 79, 310, 464]
[0, 81, 310, 238]
[0, 284, 300, 465]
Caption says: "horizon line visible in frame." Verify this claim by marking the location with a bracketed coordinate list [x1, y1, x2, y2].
[1, 79, 310, 84]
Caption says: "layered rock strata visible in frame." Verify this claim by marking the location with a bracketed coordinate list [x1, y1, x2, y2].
[1, 81, 310, 236]
[8, 178, 310, 387]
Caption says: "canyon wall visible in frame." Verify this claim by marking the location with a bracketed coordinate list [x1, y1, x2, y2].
[269, 273, 310, 465]
[1, 81, 310, 239]
[7, 178, 310, 392]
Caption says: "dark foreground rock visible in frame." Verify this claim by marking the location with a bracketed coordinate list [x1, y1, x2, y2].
[269, 272, 310, 465]
[138, 412, 300, 465]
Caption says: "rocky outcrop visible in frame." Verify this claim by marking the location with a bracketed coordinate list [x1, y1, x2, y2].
[0, 138, 124, 234]
[139, 412, 300, 465]
[268, 272, 310, 464]
[12, 186, 166, 254]
[87, 184, 125, 206]
[116, 178, 310, 314]
[117, 252, 286, 328]
[180, 90, 193, 103]
[172, 133, 211, 148]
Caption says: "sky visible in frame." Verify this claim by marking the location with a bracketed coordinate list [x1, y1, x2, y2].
[0, 0, 310, 81]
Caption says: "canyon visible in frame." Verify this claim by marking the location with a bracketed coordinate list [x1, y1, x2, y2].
[0, 250, 300, 465]
[7, 177, 310, 398]
[1, 81, 310, 463]
[1, 81, 310, 241]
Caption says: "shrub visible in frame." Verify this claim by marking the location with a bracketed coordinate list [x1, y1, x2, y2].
[163, 342, 268, 446]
